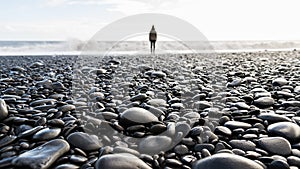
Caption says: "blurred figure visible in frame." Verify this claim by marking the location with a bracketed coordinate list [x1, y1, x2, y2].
[149, 25, 157, 54]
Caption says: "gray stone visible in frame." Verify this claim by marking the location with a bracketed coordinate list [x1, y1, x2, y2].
[95, 153, 151, 169]
[33, 128, 61, 141]
[120, 107, 158, 125]
[139, 136, 172, 155]
[214, 126, 232, 136]
[273, 78, 288, 86]
[174, 144, 189, 155]
[269, 160, 290, 169]
[258, 137, 291, 156]
[0, 99, 8, 121]
[55, 164, 79, 169]
[287, 156, 300, 167]
[258, 113, 291, 122]
[60, 104, 75, 112]
[268, 122, 300, 142]
[0, 135, 17, 148]
[254, 97, 275, 107]
[224, 121, 252, 129]
[67, 132, 102, 151]
[229, 140, 256, 151]
[192, 153, 264, 169]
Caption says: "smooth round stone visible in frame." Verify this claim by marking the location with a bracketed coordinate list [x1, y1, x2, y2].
[287, 156, 300, 167]
[214, 126, 232, 136]
[194, 101, 212, 110]
[60, 104, 76, 112]
[192, 153, 264, 169]
[295, 86, 300, 93]
[268, 122, 300, 142]
[269, 160, 290, 169]
[151, 71, 166, 78]
[30, 99, 57, 106]
[33, 128, 61, 141]
[224, 121, 252, 129]
[233, 102, 250, 110]
[258, 113, 291, 122]
[147, 99, 168, 107]
[30, 61, 44, 68]
[139, 136, 172, 155]
[258, 137, 291, 156]
[143, 104, 165, 117]
[67, 132, 102, 151]
[95, 153, 151, 169]
[175, 122, 191, 138]
[0, 135, 17, 148]
[273, 78, 289, 86]
[171, 103, 185, 109]
[183, 111, 200, 119]
[174, 144, 189, 155]
[18, 126, 43, 138]
[12, 139, 70, 169]
[112, 146, 140, 156]
[97, 112, 118, 120]
[254, 97, 275, 107]
[0, 99, 8, 120]
[55, 164, 79, 169]
[70, 155, 88, 163]
[120, 107, 158, 125]
[229, 140, 256, 151]
[130, 94, 148, 101]
[48, 119, 65, 127]
[150, 124, 167, 134]
[194, 144, 215, 152]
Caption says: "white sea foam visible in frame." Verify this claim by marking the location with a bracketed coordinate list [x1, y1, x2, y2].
[0, 40, 299, 56]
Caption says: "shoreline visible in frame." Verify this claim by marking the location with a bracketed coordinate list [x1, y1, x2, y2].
[0, 48, 299, 56]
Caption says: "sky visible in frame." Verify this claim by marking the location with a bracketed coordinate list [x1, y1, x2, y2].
[1, 0, 300, 41]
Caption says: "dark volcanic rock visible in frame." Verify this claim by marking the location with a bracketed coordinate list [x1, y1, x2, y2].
[32, 128, 61, 141]
[67, 132, 102, 151]
[258, 137, 291, 156]
[12, 139, 70, 169]
[0, 99, 8, 121]
[229, 140, 256, 151]
[192, 153, 264, 169]
[120, 107, 158, 126]
[95, 153, 151, 169]
[258, 113, 291, 123]
[253, 97, 275, 107]
[224, 121, 252, 129]
[267, 122, 300, 142]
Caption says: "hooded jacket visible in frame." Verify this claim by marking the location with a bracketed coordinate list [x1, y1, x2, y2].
[149, 26, 157, 41]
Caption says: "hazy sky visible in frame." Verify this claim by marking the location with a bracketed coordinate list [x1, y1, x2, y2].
[1, 0, 300, 41]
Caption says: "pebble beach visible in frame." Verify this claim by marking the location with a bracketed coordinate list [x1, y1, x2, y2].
[1, 50, 300, 169]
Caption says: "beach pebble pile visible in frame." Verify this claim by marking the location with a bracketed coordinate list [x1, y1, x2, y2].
[0, 51, 300, 169]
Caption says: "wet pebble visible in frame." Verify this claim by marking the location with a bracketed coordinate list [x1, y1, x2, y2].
[258, 137, 291, 156]
[95, 153, 151, 169]
[12, 139, 70, 169]
[0, 99, 8, 120]
[192, 153, 264, 169]
[67, 132, 102, 152]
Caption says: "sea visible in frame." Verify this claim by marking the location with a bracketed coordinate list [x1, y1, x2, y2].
[1, 40, 300, 56]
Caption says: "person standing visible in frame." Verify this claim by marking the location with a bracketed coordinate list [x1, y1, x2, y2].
[149, 25, 157, 54]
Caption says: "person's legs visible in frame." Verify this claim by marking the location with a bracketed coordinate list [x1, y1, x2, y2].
[150, 41, 153, 53]
[153, 41, 156, 53]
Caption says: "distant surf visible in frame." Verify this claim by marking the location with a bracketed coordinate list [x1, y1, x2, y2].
[0, 40, 300, 56]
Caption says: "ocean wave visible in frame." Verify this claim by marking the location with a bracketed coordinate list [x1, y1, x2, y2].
[0, 40, 300, 56]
